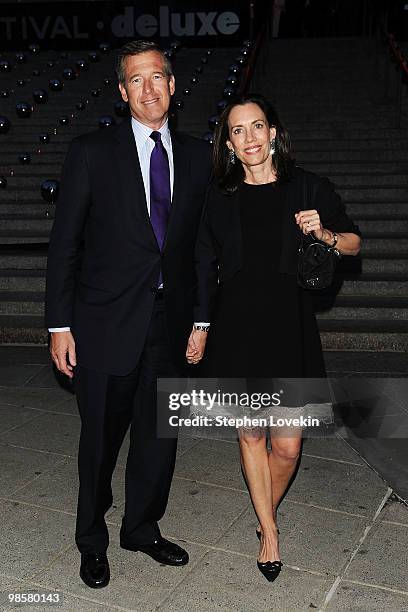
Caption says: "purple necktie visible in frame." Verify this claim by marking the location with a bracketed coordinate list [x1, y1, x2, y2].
[149, 131, 171, 253]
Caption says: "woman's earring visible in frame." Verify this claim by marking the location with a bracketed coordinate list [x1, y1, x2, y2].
[270, 138, 276, 156]
[228, 149, 236, 165]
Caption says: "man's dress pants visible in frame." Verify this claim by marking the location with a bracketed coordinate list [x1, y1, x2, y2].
[74, 295, 178, 553]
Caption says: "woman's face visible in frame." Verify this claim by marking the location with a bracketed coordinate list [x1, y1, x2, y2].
[226, 102, 276, 170]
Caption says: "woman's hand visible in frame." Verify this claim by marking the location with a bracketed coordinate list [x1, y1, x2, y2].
[295, 209, 324, 238]
[186, 326, 208, 364]
[295, 209, 361, 255]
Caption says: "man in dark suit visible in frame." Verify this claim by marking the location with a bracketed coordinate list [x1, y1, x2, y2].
[45, 40, 212, 588]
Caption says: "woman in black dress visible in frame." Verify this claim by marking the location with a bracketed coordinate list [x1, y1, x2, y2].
[186, 94, 361, 581]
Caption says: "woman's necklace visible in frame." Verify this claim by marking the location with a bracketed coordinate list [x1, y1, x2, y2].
[244, 177, 277, 185]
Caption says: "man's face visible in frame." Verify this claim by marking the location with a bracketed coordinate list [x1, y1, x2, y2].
[118, 50, 175, 129]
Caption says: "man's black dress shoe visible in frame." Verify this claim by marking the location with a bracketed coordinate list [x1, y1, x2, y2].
[80, 552, 110, 588]
[121, 536, 189, 566]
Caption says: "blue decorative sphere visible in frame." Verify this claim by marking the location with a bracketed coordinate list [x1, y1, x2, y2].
[15, 103, 32, 118]
[41, 179, 59, 203]
[99, 115, 116, 128]
[0, 116, 11, 134]
[49, 79, 63, 92]
[114, 100, 128, 117]
[19, 153, 31, 164]
[62, 67, 76, 80]
[33, 89, 48, 104]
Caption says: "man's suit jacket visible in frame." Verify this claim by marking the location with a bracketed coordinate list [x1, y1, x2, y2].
[45, 118, 212, 375]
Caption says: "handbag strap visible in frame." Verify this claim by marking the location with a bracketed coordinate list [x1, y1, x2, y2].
[299, 170, 320, 248]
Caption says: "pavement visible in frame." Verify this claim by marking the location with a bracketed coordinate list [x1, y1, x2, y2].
[0, 346, 407, 612]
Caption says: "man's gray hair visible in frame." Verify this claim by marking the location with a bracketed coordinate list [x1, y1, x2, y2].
[116, 40, 173, 85]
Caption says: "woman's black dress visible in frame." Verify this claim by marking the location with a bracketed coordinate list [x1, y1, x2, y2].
[199, 181, 325, 380]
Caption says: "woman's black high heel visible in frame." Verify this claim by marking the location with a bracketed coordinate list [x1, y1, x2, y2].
[256, 528, 282, 582]
[257, 559, 283, 582]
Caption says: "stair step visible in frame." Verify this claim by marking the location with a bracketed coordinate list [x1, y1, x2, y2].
[0, 318, 48, 342]
[347, 203, 408, 218]
[0, 154, 66, 164]
[336, 257, 408, 274]
[2, 166, 62, 175]
[318, 318, 408, 332]
[336, 187, 408, 201]
[3, 135, 73, 144]
[317, 307, 408, 320]
[359, 238, 408, 255]
[0, 251, 48, 269]
[294, 132, 408, 142]
[0, 288, 45, 315]
[282, 112, 397, 121]
[0, 218, 53, 231]
[0, 188, 57, 202]
[303, 161, 408, 173]
[296, 147, 408, 159]
[337, 275, 408, 297]
[0, 313, 45, 328]
[0, 204, 53, 216]
[332, 174, 408, 186]
[0, 270, 46, 291]
[358, 259, 408, 274]
[4, 145, 68, 155]
[320, 331, 407, 352]
[288, 121, 399, 131]
[2, 176, 60, 189]
[356, 220, 408, 232]
[0, 235, 49, 245]
[327, 295, 408, 308]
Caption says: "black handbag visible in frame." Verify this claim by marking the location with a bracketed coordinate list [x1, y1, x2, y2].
[297, 174, 341, 290]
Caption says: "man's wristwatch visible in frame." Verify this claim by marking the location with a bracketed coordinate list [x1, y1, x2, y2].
[194, 324, 210, 332]
[331, 232, 338, 248]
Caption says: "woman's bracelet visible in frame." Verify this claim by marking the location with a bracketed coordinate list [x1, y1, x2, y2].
[321, 229, 339, 249]
[313, 228, 329, 242]
[316, 228, 335, 245]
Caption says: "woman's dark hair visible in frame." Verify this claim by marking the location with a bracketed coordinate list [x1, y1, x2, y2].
[213, 93, 294, 194]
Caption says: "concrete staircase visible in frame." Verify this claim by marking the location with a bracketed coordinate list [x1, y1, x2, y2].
[252, 37, 408, 353]
[1, 38, 407, 352]
[0, 45, 239, 343]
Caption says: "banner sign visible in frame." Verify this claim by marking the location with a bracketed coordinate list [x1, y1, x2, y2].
[0, 1, 249, 50]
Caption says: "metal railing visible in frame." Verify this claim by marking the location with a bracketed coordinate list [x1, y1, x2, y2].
[238, 0, 270, 95]
[375, 25, 408, 128]
[369, 2, 408, 129]
[239, 30, 267, 94]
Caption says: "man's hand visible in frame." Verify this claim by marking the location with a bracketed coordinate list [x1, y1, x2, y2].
[186, 326, 208, 365]
[50, 331, 77, 378]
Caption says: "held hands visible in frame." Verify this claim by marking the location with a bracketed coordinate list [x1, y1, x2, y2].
[295, 209, 324, 239]
[50, 331, 76, 378]
[186, 326, 208, 365]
